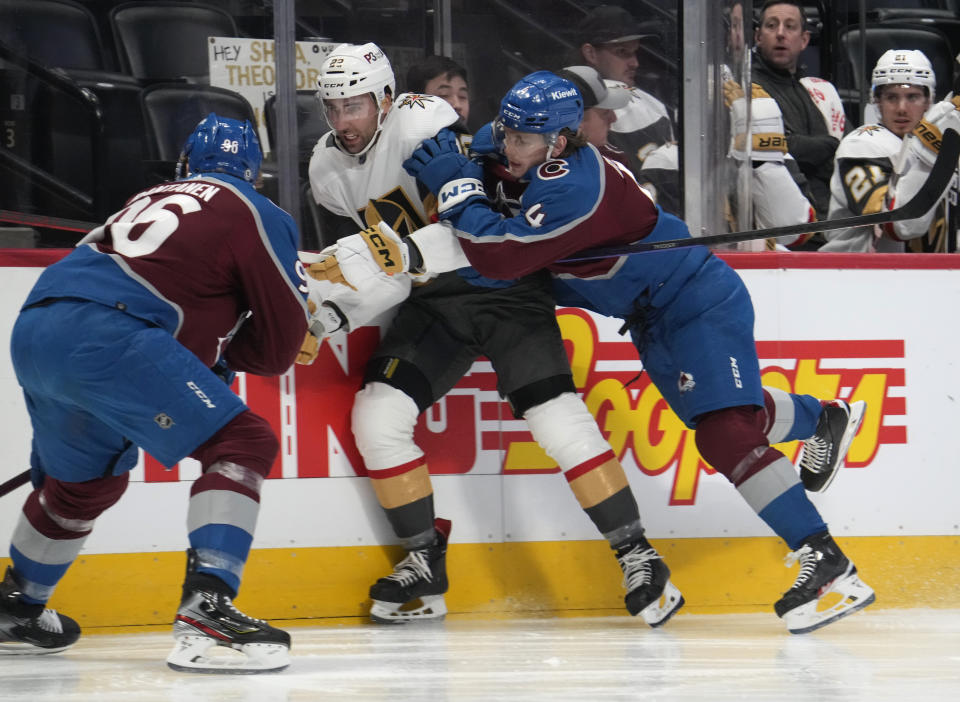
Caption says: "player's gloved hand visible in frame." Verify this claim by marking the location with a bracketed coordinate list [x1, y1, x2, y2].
[403, 128, 485, 215]
[297, 329, 320, 365]
[468, 122, 499, 157]
[307, 222, 411, 289]
[359, 221, 410, 275]
[296, 299, 345, 365]
[726, 81, 789, 163]
[908, 96, 960, 166]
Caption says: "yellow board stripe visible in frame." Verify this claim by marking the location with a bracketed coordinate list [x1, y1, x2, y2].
[3, 535, 957, 629]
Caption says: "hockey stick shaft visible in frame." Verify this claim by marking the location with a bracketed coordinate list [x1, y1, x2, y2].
[0, 469, 31, 498]
[564, 127, 960, 261]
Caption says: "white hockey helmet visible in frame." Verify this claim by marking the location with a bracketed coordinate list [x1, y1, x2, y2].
[317, 42, 396, 105]
[871, 49, 936, 98]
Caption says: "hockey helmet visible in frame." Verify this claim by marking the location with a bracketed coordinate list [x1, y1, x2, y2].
[497, 71, 584, 134]
[178, 113, 262, 182]
[871, 49, 936, 98]
[317, 42, 396, 105]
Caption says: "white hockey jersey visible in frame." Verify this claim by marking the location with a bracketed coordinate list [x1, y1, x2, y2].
[308, 93, 459, 234]
[823, 123, 930, 252]
[304, 94, 459, 330]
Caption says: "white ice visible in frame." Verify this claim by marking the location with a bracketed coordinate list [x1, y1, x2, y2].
[1, 609, 958, 701]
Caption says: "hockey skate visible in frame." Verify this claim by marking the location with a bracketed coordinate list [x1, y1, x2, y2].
[369, 518, 451, 624]
[166, 551, 290, 674]
[798, 400, 866, 492]
[0, 566, 80, 655]
[616, 536, 684, 627]
[774, 531, 875, 634]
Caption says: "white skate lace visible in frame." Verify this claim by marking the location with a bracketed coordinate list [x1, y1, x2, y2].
[784, 544, 818, 589]
[385, 550, 433, 586]
[798, 434, 829, 473]
[618, 547, 660, 590]
[219, 595, 266, 625]
[36, 609, 64, 634]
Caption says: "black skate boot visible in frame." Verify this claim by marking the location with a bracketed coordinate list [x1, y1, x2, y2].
[774, 531, 875, 634]
[369, 518, 451, 624]
[0, 566, 80, 655]
[798, 400, 866, 492]
[615, 536, 684, 627]
[166, 549, 290, 673]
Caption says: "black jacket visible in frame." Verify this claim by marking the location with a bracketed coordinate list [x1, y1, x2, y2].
[751, 50, 845, 219]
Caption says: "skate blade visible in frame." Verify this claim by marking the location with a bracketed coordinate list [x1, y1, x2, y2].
[166, 635, 290, 674]
[370, 595, 447, 624]
[0, 641, 74, 656]
[783, 572, 876, 635]
[640, 581, 685, 627]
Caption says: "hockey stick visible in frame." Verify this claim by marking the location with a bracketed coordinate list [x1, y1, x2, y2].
[0, 469, 31, 498]
[563, 127, 960, 262]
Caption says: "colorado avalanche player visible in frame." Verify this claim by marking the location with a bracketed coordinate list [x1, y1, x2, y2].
[303, 43, 684, 628]
[0, 114, 309, 672]
[400, 71, 875, 634]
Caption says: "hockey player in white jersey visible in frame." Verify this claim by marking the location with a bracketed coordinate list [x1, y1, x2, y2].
[301, 43, 684, 628]
[822, 50, 940, 252]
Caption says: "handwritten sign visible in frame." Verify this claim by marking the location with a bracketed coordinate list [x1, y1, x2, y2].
[208, 36, 338, 153]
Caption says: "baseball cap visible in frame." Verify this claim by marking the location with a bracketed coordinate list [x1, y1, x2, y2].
[557, 66, 631, 110]
[576, 5, 653, 46]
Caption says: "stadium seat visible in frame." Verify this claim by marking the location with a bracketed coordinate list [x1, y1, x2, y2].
[140, 83, 258, 178]
[263, 91, 327, 171]
[838, 24, 955, 121]
[110, 1, 239, 83]
[0, 0, 108, 73]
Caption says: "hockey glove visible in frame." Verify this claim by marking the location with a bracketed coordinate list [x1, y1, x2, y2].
[296, 300, 346, 365]
[908, 97, 960, 167]
[726, 81, 789, 162]
[403, 128, 485, 216]
[468, 122, 499, 157]
[359, 221, 410, 275]
[307, 223, 411, 290]
[297, 330, 320, 365]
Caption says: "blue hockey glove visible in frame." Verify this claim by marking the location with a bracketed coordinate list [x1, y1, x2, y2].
[468, 122, 499, 157]
[403, 129, 485, 216]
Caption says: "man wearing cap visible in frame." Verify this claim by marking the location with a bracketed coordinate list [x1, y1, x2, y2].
[575, 4, 680, 214]
[555, 65, 631, 168]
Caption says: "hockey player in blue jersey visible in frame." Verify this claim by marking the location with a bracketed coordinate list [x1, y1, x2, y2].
[396, 71, 875, 634]
[0, 114, 309, 671]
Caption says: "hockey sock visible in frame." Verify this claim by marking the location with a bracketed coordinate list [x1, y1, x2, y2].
[581, 488, 645, 548]
[384, 494, 437, 550]
[762, 387, 824, 443]
[187, 461, 263, 595]
[736, 457, 827, 550]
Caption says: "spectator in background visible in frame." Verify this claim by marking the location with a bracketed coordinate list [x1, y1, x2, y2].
[752, 0, 848, 226]
[574, 4, 680, 214]
[822, 50, 943, 252]
[406, 55, 470, 129]
[555, 65, 631, 168]
[722, 0, 815, 250]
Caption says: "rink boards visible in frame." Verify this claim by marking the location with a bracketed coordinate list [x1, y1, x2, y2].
[0, 250, 958, 628]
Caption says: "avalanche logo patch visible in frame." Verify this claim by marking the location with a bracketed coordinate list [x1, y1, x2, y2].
[678, 371, 695, 393]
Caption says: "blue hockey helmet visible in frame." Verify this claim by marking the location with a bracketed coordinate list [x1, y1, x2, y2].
[497, 71, 584, 134]
[178, 113, 262, 182]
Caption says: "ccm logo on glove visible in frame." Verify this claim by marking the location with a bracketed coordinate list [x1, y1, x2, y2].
[360, 227, 402, 271]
